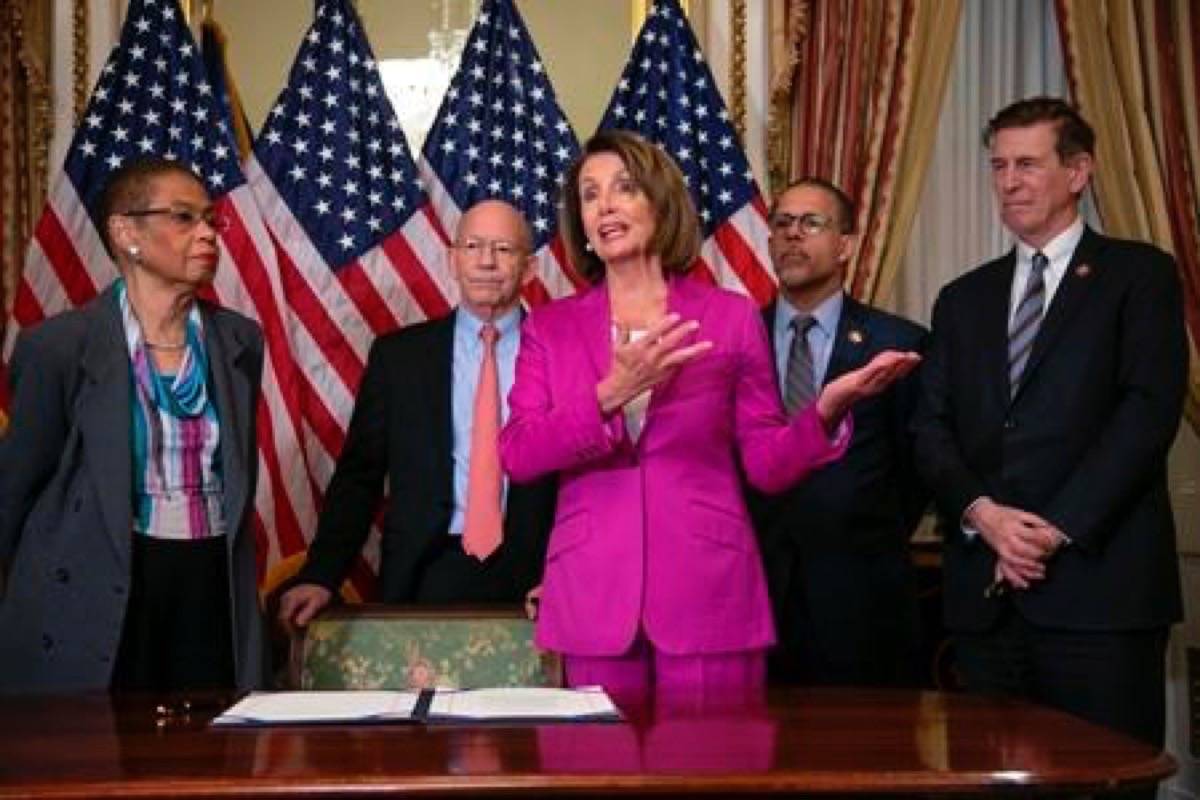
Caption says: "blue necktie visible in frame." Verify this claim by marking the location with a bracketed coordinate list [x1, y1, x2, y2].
[785, 315, 817, 414]
[1008, 251, 1048, 396]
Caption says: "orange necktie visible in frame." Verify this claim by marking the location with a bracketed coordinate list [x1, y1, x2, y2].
[462, 323, 503, 560]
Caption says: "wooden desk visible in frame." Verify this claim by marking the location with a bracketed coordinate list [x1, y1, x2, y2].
[0, 688, 1173, 798]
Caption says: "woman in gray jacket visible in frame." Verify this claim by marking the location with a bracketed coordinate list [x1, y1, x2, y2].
[0, 157, 266, 692]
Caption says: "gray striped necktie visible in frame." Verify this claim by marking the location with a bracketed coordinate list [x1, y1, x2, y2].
[1008, 251, 1048, 396]
[785, 315, 818, 414]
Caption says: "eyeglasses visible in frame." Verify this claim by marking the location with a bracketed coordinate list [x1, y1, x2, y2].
[122, 206, 229, 233]
[769, 212, 839, 237]
[452, 238, 525, 263]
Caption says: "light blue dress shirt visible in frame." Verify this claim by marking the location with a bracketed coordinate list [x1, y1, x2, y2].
[772, 291, 844, 401]
[448, 306, 520, 535]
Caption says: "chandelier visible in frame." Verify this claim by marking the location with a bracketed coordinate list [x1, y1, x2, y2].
[378, 0, 478, 155]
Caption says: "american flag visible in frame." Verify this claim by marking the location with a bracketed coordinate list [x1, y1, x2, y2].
[247, 0, 450, 598]
[6, 0, 244, 337]
[419, 0, 583, 304]
[598, 0, 775, 304]
[2, 0, 302, 586]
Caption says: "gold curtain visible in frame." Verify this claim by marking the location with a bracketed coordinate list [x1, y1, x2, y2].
[1057, 0, 1200, 432]
[767, 0, 960, 306]
[0, 0, 53, 432]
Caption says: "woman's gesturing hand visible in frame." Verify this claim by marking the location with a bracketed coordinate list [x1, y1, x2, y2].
[815, 350, 922, 430]
[597, 313, 713, 414]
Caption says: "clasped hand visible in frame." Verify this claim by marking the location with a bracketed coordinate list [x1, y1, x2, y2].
[968, 498, 1066, 592]
[597, 313, 713, 414]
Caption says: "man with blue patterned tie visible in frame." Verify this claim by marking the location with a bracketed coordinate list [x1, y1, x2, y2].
[913, 97, 1187, 758]
[750, 178, 929, 687]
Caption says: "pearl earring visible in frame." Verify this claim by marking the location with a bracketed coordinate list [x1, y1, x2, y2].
[128, 245, 140, 260]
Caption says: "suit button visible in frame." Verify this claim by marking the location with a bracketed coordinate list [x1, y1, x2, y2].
[41, 634, 53, 651]
[1003, 418, 1016, 430]
[54, 567, 70, 583]
[113, 584, 126, 595]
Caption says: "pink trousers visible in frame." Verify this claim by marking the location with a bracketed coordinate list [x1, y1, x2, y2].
[564, 636, 766, 695]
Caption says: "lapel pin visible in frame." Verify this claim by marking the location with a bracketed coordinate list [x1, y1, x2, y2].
[1075, 263, 1092, 278]
[847, 329, 864, 344]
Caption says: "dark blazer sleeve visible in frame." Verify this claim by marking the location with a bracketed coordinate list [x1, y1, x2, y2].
[210, 307, 264, 538]
[1041, 246, 1187, 551]
[0, 326, 80, 570]
[911, 286, 990, 528]
[294, 336, 392, 591]
[889, 322, 932, 533]
[243, 325, 264, 529]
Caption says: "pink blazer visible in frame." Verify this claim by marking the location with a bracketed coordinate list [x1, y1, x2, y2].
[500, 276, 850, 657]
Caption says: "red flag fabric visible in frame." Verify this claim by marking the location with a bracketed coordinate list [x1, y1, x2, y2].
[246, 0, 453, 597]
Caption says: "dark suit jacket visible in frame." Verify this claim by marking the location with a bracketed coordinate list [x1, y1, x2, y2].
[913, 227, 1187, 633]
[296, 311, 556, 603]
[749, 296, 928, 681]
[0, 283, 266, 690]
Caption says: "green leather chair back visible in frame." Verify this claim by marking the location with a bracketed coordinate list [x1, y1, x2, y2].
[290, 605, 563, 690]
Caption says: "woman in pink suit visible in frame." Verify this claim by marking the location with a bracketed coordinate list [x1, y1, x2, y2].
[500, 131, 917, 693]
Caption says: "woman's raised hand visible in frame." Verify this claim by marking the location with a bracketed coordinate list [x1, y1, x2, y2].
[597, 313, 712, 414]
[815, 350, 921, 429]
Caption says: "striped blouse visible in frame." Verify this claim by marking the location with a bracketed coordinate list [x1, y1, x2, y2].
[118, 282, 226, 540]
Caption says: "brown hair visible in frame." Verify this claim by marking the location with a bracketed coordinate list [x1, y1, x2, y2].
[559, 130, 701, 283]
[983, 96, 1095, 161]
[94, 157, 206, 258]
[770, 177, 855, 233]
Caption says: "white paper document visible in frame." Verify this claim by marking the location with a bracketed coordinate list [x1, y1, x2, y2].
[212, 690, 422, 726]
[427, 686, 621, 722]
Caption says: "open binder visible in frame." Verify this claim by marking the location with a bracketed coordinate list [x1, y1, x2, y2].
[211, 686, 621, 727]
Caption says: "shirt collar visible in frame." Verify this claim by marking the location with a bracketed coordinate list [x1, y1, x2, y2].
[1015, 216, 1085, 266]
[456, 304, 521, 341]
[777, 290, 844, 338]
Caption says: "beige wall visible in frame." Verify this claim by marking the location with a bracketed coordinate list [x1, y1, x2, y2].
[214, 0, 635, 146]
[518, 0, 634, 136]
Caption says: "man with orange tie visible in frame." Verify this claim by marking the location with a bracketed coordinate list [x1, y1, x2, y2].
[279, 200, 556, 629]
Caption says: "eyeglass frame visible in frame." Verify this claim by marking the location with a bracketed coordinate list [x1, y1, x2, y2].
[121, 206, 229, 233]
[768, 211, 843, 238]
[450, 237, 528, 263]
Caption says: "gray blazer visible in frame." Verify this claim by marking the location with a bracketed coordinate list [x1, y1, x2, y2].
[0, 282, 267, 691]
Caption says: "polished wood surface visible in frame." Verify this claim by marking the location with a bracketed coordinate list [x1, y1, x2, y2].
[0, 688, 1173, 798]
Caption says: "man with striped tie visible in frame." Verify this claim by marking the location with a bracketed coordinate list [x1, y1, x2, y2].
[749, 178, 928, 688]
[913, 97, 1187, 761]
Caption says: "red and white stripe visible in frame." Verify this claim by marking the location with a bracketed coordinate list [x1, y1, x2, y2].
[694, 197, 777, 306]
[245, 156, 463, 597]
